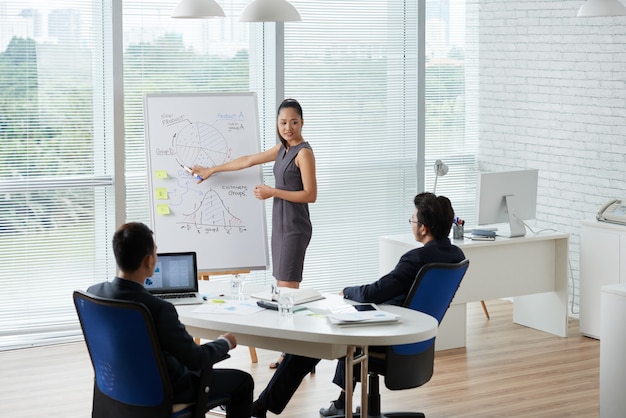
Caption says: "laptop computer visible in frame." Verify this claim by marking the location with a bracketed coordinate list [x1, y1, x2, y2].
[144, 252, 204, 305]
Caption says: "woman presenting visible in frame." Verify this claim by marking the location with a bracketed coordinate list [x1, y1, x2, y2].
[193, 98, 316, 292]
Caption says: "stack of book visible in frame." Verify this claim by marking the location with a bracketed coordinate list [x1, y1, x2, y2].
[471, 229, 496, 241]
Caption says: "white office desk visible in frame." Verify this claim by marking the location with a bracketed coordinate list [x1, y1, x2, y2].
[177, 283, 438, 418]
[380, 231, 570, 350]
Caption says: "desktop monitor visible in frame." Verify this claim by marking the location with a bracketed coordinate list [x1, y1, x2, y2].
[477, 169, 539, 237]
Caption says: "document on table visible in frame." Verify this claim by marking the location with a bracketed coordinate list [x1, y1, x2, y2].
[327, 308, 400, 326]
[192, 299, 265, 315]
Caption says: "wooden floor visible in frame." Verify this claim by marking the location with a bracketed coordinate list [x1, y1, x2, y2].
[0, 299, 599, 417]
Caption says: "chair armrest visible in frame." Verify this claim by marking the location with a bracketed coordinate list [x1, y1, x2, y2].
[193, 362, 232, 418]
[193, 365, 214, 418]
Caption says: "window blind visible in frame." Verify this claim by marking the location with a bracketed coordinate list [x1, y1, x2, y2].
[423, 0, 479, 226]
[282, 0, 419, 291]
[121, 0, 274, 286]
[122, 0, 253, 222]
[0, 0, 480, 348]
[0, 0, 115, 349]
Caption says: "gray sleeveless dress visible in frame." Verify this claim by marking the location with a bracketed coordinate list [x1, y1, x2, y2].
[271, 142, 313, 282]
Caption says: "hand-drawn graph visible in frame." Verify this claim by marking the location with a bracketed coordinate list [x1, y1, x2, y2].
[170, 121, 244, 232]
[174, 122, 231, 169]
[180, 188, 246, 233]
[144, 93, 269, 272]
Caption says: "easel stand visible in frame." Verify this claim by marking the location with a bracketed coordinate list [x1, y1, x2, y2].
[196, 270, 258, 363]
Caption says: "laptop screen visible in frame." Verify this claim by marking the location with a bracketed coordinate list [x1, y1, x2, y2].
[145, 252, 198, 294]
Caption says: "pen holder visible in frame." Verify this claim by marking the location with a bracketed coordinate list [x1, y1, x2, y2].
[453, 224, 464, 240]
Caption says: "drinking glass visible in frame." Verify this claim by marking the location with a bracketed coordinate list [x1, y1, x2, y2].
[229, 274, 245, 300]
[277, 292, 294, 317]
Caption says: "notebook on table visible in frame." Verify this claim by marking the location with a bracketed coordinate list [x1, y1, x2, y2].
[144, 252, 204, 305]
[250, 287, 324, 305]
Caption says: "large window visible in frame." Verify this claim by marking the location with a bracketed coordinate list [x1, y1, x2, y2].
[282, 0, 478, 289]
[122, 0, 422, 292]
[122, 0, 254, 223]
[423, 0, 479, 225]
[0, 1, 115, 348]
[0, 0, 478, 348]
[282, 1, 418, 289]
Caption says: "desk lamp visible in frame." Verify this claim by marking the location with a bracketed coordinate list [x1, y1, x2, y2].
[433, 159, 448, 194]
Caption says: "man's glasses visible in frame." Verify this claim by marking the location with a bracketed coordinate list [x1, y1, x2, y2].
[408, 218, 419, 225]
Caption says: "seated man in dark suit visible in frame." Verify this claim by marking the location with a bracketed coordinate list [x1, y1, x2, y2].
[251, 192, 466, 418]
[88, 222, 254, 418]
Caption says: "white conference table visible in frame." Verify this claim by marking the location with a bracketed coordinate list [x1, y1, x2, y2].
[177, 282, 438, 418]
[380, 229, 570, 350]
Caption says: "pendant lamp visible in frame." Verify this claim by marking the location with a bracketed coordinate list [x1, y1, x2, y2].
[171, 0, 302, 21]
[577, 0, 626, 17]
[240, 0, 301, 22]
[171, 0, 226, 18]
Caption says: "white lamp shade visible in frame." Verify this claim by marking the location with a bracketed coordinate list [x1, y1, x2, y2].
[434, 160, 449, 177]
[240, 0, 302, 22]
[577, 0, 626, 17]
[171, 0, 226, 18]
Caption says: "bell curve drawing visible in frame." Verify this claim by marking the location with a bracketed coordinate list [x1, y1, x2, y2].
[173, 121, 242, 230]
[144, 93, 269, 272]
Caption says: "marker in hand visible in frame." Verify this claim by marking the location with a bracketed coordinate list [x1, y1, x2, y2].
[179, 163, 203, 181]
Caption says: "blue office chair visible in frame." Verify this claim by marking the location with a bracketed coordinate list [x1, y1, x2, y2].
[351, 259, 470, 418]
[73, 290, 231, 418]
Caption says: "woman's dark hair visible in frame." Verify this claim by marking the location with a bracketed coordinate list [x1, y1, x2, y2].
[414, 192, 455, 240]
[276, 98, 303, 149]
[112, 222, 155, 272]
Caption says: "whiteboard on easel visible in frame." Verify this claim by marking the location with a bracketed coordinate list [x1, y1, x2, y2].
[144, 92, 269, 272]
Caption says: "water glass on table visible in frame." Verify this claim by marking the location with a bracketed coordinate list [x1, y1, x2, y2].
[277, 292, 294, 317]
[229, 274, 245, 300]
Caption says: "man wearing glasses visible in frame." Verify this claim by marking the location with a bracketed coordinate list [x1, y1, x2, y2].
[251, 192, 465, 418]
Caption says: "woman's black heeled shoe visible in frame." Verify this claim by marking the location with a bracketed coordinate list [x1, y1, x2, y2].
[269, 352, 286, 369]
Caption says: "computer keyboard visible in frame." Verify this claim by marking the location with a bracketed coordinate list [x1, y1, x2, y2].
[157, 293, 196, 300]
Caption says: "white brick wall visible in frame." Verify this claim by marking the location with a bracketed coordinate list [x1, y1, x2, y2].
[478, 0, 626, 317]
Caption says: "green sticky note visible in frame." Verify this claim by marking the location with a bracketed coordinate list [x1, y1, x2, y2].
[154, 170, 167, 179]
[155, 188, 168, 200]
[157, 204, 170, 215]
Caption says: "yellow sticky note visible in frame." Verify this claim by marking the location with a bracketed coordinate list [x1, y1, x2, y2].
[157, 204, 170, 215]
[154, 170, 167, 179]
[155, 188, 168, 200]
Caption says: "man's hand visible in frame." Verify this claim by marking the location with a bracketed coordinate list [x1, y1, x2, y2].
[220, 332, 237, 349]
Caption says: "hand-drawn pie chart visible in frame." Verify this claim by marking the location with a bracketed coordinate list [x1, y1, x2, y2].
[174, 122, 229, 168]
